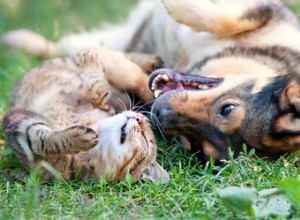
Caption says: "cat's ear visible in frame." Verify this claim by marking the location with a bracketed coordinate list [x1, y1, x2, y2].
[141, 162, 170, 184]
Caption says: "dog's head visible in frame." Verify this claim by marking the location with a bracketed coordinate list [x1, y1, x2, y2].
[150, 46, 300, 161]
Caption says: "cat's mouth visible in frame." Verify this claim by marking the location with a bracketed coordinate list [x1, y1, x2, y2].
[119, 114, 146, 144]
[149, 69, 222, 98]
[120, 124, 127, 144]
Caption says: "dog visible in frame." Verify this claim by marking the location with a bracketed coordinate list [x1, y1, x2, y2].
[3, 0, 300, 161]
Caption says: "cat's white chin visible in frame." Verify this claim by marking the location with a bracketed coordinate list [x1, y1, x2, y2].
[85, 110, 169, 183]
[89, 111, 149, 178]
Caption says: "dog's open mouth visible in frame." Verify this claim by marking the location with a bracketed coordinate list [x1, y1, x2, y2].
[149, 69, 222, 98]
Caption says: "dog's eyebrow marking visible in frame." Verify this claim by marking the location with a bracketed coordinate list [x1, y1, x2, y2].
[209, 81, 254, 107]
[187, 46, 297, 81]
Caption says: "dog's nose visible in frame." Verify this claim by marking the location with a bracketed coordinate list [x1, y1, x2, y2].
[153, 107, 172, 121]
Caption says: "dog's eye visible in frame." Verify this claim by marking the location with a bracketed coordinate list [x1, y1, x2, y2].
[220, 104, 235, 117]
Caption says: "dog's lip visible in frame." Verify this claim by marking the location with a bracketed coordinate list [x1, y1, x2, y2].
[149, 69, 223, 98]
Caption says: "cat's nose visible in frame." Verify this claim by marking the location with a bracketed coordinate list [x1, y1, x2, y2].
[130, 114, 143, 123]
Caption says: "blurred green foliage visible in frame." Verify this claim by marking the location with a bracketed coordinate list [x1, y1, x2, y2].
[0, 0, 137, 39]
[0, 0, 137, 109]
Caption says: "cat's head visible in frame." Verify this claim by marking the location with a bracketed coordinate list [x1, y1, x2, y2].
[92, 111, 169, 184]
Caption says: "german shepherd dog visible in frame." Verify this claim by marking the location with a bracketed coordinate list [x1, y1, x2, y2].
[3, 0, 300, 161]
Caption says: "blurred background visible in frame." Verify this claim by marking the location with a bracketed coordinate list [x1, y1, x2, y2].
[0, 0, 137, 40]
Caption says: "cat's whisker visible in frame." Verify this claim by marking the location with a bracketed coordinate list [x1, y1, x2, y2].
[131, 101, 146, 112]
[127, 90, 135, 111]
[122, 90, 134, 112]
[142, 110, 167, 140]
[115, 97, 128, 113]
[131, 99, 155, 112]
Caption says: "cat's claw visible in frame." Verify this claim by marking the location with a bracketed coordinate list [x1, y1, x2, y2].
[77, 49, 104, 71]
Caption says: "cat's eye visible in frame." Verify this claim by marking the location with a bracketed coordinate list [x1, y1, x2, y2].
[220, 104, 235, 117]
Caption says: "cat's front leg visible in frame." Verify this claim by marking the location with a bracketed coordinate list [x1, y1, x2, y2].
[78, 47, 157, 103]
[3, 109, 99, 159]
[52, 125, 99, 154]
[77, 50, 115, 114]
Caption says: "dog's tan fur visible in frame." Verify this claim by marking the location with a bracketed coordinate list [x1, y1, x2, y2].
[3, 0, 300, 160]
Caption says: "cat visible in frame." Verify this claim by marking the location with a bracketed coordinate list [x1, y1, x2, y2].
[2, 46, 169, 184]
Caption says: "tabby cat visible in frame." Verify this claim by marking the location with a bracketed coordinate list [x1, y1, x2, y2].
[2, 47, 169, 183]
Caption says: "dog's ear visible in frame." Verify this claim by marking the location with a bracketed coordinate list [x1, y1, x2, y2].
[141, 162, 170, 184]
[275, 82, 300, 133]
[279, 81, 300, 112]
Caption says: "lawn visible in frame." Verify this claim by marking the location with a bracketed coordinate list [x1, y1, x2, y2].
[1, 0, 300, 219]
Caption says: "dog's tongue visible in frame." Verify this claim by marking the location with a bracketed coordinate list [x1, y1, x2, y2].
[149, 69, 222, 98]
[162, 81, 184, 93]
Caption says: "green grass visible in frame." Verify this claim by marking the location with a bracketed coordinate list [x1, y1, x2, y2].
[1, 0, 300, 219]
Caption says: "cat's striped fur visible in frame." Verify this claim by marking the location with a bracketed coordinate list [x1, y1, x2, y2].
[2, 47, 169, 183]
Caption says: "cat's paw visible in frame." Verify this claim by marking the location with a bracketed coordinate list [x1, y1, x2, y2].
[77, 50, 114, 112]
[64, 126, 98, 152]
[77, 49, 104, 72]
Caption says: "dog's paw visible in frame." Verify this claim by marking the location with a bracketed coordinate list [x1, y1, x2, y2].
[126, 53, 164, 75]
[144, 55, 164, 74]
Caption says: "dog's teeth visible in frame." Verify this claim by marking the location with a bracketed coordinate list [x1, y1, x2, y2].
[162, 74, 169, 81]
[191, 82, 198, 87]
[152, 78, 160, 86]
[154, 90, 162, 98]
[198, 85, 209, 90]
[199, 85, 209, 90]
[151, 84, 156, 90]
